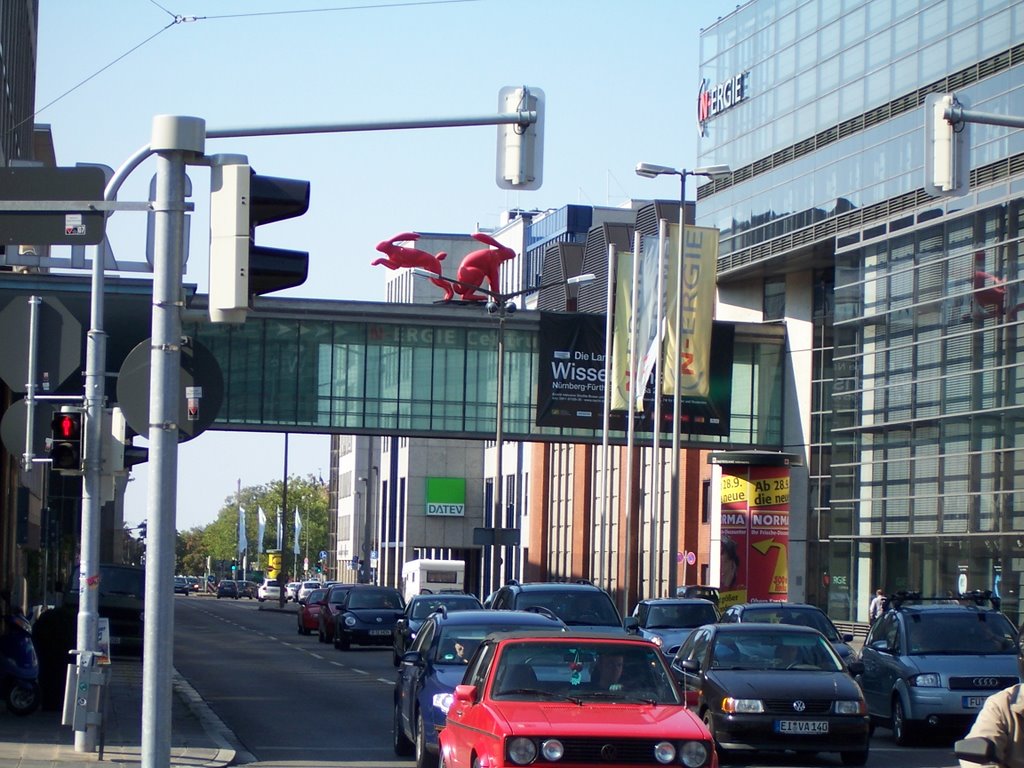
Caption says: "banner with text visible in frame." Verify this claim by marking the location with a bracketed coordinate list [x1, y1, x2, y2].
[426, 477, 466, 517]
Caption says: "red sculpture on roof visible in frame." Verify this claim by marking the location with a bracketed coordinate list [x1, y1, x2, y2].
[451, 232, 517, 302]
[371, 232, 453, 300]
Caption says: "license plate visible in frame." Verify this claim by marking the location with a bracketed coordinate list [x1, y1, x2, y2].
[963, 696, 989, 709]
[775, 720, 828, 734]
[369, 628, 391, 636]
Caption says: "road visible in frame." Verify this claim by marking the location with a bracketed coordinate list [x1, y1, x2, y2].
[172, 595, 963, 768]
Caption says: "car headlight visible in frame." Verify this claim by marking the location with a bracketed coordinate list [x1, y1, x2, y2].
[344, 615, 357, 627]
[654, 740, 676, 763]
[540, 739, 564, 761]
[507, 737, 538, 765]
[910, 673, 942, 687]
[722, 697, 764, 713]
[649, 634, 664, 647]
[432, 692, 454, 714]
[680, 741, 710, 767]
[834, 699, 866, 715]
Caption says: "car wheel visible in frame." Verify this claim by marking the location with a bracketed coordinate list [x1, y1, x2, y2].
[318, 622, 326, 643]
[415, 710, 438, 768]
[840, 749, 869, 766]
[393, 698, 414, 756]
[335, 632, 350, 651]
[891, 696, 917, 746]
[701, 709, 726, 757]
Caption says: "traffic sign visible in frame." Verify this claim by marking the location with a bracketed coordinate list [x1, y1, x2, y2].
[0, 166, 106, 245]
[319, 550, 328, 561]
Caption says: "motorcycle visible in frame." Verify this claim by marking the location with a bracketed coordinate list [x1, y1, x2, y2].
[0, 602, 40, 716]
[955, 736, 1000, 766]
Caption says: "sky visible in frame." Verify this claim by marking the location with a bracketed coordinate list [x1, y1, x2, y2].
[33, 0, 742, 531]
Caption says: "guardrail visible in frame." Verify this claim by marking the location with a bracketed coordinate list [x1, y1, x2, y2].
[833, 620, 871, 646]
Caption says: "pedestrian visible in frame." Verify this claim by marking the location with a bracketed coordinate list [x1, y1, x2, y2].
[959, 681, 1024, 768]
[869, 589, 886, 622]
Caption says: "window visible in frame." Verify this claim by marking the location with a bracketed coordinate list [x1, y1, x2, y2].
[764, 276, 786, 320]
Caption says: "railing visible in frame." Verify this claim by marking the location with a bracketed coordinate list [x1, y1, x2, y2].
[833, 620, 871, 646]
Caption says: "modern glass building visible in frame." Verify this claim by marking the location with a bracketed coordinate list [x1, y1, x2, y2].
[697, 0, 1024, 622]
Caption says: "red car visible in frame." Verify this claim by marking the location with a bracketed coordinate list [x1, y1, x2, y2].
[318, 584, 355, 644]
[440, 633, 717, 768]
[297, 588, 328, 635]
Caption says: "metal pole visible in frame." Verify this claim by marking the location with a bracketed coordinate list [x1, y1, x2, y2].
[74, 205, 108, 752]
[280, 434, 289, 607]
[649, 220, 668, 595]
[599, 246, 617, 589]
[23, 296, 40, 473]
[492, 309, 506, 594]
[668, 172, 687, 596]
[142, 115, 204, 768]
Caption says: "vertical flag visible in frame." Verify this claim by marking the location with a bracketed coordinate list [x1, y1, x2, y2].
[257, 507, 266, 554]
[294, 508, 302, 555]
[664, 225, 719, 397]
[634, 234, 667, 411]
[237, 506, 247, 554]
[610, 249, 633, 411]
[276, 508, 283, 550]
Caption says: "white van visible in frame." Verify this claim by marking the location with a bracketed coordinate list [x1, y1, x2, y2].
[401, 559, 465, 603]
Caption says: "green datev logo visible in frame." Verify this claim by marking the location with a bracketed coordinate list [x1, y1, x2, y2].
[426, 477, 465, 517]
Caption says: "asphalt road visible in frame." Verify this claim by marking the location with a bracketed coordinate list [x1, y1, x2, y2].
[172, 595, 964, 768]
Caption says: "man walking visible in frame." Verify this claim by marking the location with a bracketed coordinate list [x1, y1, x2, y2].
[869, 589, 886, 622]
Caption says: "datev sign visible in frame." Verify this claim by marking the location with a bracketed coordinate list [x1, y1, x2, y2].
[426, 477, 465, 517]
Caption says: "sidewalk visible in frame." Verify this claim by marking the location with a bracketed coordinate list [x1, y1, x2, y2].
[0, 658, 237, 768]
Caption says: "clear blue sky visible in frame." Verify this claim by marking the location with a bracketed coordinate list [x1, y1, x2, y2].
[34, 0, 741, 530]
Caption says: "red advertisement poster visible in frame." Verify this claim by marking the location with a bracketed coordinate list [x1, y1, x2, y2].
[718, 465, 791, 607]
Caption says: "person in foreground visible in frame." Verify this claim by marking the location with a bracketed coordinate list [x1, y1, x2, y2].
[959, 682, 1024, 768]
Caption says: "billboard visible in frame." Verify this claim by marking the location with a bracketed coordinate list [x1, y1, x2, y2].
[426, 477, 466, 517]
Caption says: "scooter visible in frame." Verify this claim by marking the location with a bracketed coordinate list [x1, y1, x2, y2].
[955, 736, 1001, 766]
[0, 603, 40, 716]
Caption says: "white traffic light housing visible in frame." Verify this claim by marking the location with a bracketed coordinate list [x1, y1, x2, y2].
[208, 160, 311, 323]
[924, 93, 969, 197]
[496, 86, 544, 191]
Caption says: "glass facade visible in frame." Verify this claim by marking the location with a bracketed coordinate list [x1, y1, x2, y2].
[698, 0, 1024, 623]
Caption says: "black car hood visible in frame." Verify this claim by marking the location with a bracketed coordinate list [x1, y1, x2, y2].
[705, 668, 860, 699]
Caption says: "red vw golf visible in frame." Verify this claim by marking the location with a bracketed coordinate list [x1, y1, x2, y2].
[439, 632, 717, 768]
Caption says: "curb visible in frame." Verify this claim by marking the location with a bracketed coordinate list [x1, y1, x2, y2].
[172, 670, 240, 766]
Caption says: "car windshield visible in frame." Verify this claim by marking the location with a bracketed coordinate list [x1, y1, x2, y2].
[741, 607, 839, 641]
[412, 596, 479, 619]
[645, 604, 717, 629]
[905, 612, 1017, 655]
[518, 592, 620, 627]
[492, 641, 680, 703]
[347, 588, 402, 610]
[711, 632, 842, 671]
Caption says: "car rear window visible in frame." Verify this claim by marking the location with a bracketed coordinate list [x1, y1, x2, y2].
[646, 604, 717, 628]
[516, 591, 620, 627]
[905, 612, 1017, 655]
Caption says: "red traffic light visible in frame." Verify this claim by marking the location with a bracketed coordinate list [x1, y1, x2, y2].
[49, 409, 84, 471]
[54, 413, 80, 440]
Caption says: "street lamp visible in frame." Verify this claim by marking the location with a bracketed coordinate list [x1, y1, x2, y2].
[412, 267, 596, 592]
[634, 161, 731, 593]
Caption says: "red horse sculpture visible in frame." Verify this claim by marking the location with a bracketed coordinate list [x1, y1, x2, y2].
[452, 232, 517, 302]
[372, 232, 453, 300]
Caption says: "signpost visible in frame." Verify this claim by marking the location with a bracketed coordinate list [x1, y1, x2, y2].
[0, 166, 107, 245]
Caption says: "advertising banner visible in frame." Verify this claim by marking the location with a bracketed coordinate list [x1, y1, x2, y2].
[663, 225, 719, 398]
[610, 250, 633, 412]
[537, 313, 734, 436]
[718, 464, 790, 608]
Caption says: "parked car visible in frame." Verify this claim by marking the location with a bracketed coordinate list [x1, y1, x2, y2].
[257, 578, 281, 602]
[439, 632, 717, 768]
[297, 588, 328, 635]
[719, 601, 855, 660]
[216, 580, 239, 599]
[856, 590, 1019, 745]
[394, 607, 567, 768]
[677, 585, 721, 606]
[173, 576, 190, 596]
[392, 592, 483, 665]
[285, 582, 301, 602]
[297, 581, 322, 603]
[488, 579, 625, 634]
[318, 584, 356, 644]
[236, 580, 257, 599]
[625, 598, 719, 656]
[334, 585, 404, 650]
[672, 622, 869, 765]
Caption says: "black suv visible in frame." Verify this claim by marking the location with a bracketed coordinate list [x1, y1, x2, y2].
[488, 580, 625, 634]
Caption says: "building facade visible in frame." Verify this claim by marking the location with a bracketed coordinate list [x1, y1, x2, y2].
[698, 0, 1024, 623]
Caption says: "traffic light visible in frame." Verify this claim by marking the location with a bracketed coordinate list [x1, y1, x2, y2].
[924, 93, 968, 198]
[496, 86, 544, 191]
[49, 407, 84, 472]
[137, 521, 147, 540]
[208, 160, 311, 323]
[108, 406, 148, 473]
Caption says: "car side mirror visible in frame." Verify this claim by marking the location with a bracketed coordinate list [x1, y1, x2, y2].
[400, 650, 424, 667]
[453, 684, 478, 705]
[623, 617, 639, 633]
[868, 639, 890, 653]
[955, 736, 996, 764]
[845, 659, 864, 676]
[842, 633, 854, 642]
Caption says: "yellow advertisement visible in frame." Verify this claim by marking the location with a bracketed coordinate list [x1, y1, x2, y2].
[664, 225, 719, 398]
[267, 550, 282, 579]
